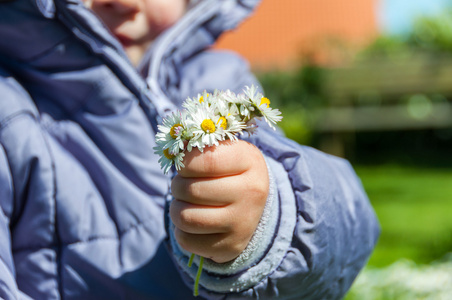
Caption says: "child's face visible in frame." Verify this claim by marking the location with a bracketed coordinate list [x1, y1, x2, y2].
[86, 0, 188, 64]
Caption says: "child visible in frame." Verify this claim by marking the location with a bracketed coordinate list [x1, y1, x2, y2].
[0, 0, 380, 299]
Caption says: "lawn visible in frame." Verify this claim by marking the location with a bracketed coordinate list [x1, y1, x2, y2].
[354, 165, 452, 267]
[342, 165, 452, 299]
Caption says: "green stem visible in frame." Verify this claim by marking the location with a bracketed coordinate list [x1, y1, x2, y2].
[187, 253, 204, 297]
[194, 256, 204, 297]
[188, 253, 195, 267]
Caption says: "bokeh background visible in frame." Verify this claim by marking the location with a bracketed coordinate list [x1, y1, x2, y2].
[217, 0, 452, 298]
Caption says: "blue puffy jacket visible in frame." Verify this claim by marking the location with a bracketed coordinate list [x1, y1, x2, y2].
[0, 0, 380, 299]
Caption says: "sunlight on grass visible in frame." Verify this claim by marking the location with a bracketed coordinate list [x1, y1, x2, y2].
[354, 165, 452, 267]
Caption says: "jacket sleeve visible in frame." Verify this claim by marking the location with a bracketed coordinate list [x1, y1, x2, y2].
[0, 144, 30, 300]
[0, 210, 18, 300]
[243, 129, 380, 299]
[167, 126, 380, 299]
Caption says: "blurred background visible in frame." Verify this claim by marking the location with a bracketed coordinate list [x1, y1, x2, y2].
[217, 0, 452, 298]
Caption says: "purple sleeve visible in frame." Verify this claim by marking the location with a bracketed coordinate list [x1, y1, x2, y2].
[0, 144, 22, 300]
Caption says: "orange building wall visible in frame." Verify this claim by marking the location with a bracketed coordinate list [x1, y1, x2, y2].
[216, 0, 378, 70]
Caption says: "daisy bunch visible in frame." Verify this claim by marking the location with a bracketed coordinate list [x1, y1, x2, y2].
[154, 85, 282, 175]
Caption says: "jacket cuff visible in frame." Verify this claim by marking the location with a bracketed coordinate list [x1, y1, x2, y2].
[167, 155, 297, 293]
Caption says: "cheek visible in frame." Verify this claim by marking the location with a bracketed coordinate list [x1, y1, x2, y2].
[145, 3, 186, 34]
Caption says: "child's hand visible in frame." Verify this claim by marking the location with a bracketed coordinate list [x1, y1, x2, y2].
[170, 140, 269, 263]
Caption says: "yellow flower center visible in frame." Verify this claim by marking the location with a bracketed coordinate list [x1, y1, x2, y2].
[163, 148, 175, 160]
[170, 123, 183, 139]
[201, 119, 216, 133]
[217, 117, 227, 130]
[259, 97, 270, 108]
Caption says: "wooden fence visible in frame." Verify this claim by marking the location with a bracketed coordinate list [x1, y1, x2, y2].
[312, 54, 452, 156]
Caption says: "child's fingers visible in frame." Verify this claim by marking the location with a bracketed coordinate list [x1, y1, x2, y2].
[171, 172, 263, 206]
[173, 228, 249, 263]
[170, 139, 269, 264]
[177, 140, 257, 178]
[170, 199, 233, 234]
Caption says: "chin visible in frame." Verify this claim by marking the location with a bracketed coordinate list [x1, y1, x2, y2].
[123, 44, 147, 66]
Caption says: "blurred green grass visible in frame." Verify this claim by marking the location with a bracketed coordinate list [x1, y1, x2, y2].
[355, 165, 452, 267]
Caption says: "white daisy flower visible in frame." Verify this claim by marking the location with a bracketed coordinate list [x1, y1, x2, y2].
[254, 98, 283, 130]
[243, 85, 283, 130]
[183, 90, 212, 114]
[154, 142, 185, 174]
[155, 111, 188, 154]
[187, 105, 224, 151]
[214, 98, 246, 141]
